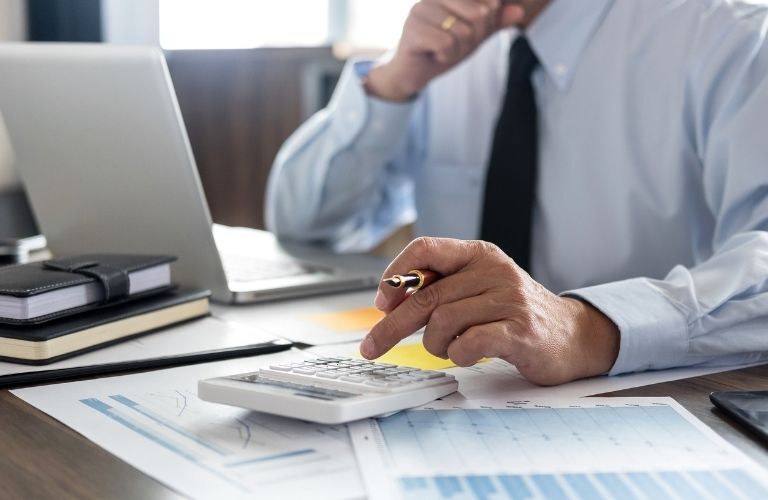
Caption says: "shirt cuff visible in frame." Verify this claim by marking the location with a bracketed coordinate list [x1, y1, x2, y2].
[328, 60, 415, 154]
[563, 277, 690, 375]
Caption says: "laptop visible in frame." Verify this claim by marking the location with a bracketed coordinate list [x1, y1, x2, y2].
[0, 43, 380, 303]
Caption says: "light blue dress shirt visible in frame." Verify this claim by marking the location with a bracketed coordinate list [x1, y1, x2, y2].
[266, 0, 768, 375]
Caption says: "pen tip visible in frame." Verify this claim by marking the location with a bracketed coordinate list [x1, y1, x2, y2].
[383, 277, 401, 287]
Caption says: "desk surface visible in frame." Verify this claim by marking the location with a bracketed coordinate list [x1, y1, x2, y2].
[0, 364, 766, 499]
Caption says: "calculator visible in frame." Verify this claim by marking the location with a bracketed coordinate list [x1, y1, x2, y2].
[198, 357, 458, 424]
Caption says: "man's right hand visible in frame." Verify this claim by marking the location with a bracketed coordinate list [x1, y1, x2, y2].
[364, 0, 525, 102]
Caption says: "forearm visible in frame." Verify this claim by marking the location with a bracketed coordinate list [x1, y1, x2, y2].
[265, 61, 416, 250]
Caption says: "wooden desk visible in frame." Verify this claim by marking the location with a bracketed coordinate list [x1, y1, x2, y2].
[0, 364, 766, 499]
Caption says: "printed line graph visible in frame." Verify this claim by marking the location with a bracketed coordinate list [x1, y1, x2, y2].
[79, 389, 356, 497]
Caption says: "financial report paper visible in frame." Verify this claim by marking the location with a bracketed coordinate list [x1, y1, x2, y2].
[13, 350, 365, 500]
[349, 397, 768, 500]
[13, 335, 768, 500]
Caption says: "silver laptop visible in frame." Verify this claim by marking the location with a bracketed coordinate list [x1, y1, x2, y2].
[0, 43, 379, 303]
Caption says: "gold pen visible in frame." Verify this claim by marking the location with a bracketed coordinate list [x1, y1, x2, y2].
[382, 269, 441, 290]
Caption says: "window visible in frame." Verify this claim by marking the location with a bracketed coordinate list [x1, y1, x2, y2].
[158, 0, 416, 50]
[344, 0, 415, 49]
[159, 0, 330, 49]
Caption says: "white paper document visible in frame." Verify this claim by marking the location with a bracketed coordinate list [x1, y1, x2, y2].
[12, 350, 365, 500]
[309, 340, 764, 402]
[350, 397, 768, 500]
[213, 291, 377, 345]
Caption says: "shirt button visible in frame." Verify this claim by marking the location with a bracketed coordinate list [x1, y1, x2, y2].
[555, 64, 567, 76]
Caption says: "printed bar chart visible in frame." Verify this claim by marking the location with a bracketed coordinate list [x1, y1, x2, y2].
[350, 398, 768, 500]
[397, 469, 767, 499]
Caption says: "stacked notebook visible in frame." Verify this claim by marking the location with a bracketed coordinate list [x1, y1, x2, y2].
[0, 254, 211, 363]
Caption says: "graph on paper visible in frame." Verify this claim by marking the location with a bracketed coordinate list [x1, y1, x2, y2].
[78, 388, 358, 498]
[350, 398, 768, 500]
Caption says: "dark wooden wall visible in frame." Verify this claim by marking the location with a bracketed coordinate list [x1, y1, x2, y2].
[166, 47, 338, 229]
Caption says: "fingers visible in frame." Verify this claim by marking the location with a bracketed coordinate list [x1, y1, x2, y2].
[445, 322, 517, 367]
[422, 294, 508, 358]
[424, 0, 498, 44]
[404, 15, 462, 64]
[375, 237, 492, 312]
[363, 270, 491, 359]
[498, 2, 526, 28]
[423, 0, 525, 33]
[408, 0, 504, 63]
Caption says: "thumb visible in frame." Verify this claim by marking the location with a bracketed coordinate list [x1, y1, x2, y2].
[498, 4, 526, 29]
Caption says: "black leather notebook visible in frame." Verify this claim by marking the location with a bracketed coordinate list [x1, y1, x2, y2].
[0, 288, 211, 364]
[0, 254, 176, 324]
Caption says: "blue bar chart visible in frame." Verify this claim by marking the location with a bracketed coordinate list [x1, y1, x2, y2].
[350, 398, 768, 500]
[396, 469, 767, 499]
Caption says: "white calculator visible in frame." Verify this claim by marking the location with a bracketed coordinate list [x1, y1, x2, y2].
[198, 357, 458, 424]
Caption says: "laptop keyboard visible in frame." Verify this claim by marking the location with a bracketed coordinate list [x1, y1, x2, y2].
[221, 254, 320, 283]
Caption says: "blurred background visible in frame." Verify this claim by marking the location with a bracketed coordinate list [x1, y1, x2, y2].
[0, 0, 417, 239]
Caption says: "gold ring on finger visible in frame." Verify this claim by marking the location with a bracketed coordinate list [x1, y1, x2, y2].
[441, 15, 457, 31]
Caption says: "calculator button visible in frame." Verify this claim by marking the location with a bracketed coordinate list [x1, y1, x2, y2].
[316, 371, 341, 379]
[292, 367, 317, 375]
[340, 375, 365, 383]
[269, 364, 293, 371]
[420, 371, 445, 379]
[364, 380, 392, 387]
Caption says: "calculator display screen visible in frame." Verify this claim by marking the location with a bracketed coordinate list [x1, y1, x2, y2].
[229, 373, 360, 401]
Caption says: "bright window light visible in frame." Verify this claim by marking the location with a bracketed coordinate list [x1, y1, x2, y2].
[159, 0, 330, 49]
[345, 0, 416, 49]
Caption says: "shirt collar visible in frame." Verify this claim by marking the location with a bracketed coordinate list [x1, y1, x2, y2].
[521, 0, 615, 90]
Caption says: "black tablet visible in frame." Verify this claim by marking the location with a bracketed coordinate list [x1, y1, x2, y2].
[710, 390, 768, 445]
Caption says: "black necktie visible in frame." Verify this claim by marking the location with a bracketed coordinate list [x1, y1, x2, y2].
[480, 37, 540, 272]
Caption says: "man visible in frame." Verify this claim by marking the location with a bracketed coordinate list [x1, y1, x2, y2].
[266, 0, 768, 384]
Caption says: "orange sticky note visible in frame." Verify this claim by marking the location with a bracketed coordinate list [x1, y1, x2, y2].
[305, 307, 385, 332]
